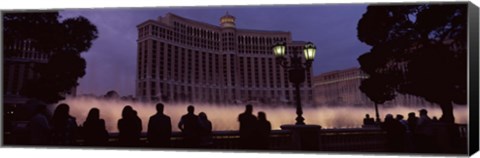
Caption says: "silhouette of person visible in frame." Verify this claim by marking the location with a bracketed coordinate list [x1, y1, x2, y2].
[51, 103, 78, 145]
[238, 104, 257, 149]
[147, 103, 172, 147]
[396, 114, 410, 152]
[198, 112, 213, 148]
[178, 105, 200, 147]
[118, 105, 142, 146]
[28, 104, 51, 145]
[381, 114, 406, 152]
[396, 114, 409, 132]
[82, 108, 108, 146]
[363, 114, 375, 126]
[255, 111, 271, 149]
[415, 109, 434, 153]
[407, 112, 419, 133]
[406, 112, 419, 151]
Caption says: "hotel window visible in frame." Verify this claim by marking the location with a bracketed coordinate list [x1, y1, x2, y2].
[247, 58, 252, 87]
[254, 58, 259, 87]
[262, 58, 267, 87]
[276, 69, 281, 88]
[151, 82, 157, 93]
[239, 57, 244, 86]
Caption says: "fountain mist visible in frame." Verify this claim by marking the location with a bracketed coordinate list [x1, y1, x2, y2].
[59, 96, 468, 133]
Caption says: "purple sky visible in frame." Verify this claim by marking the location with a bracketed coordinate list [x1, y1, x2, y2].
[60, 4, 371, 96]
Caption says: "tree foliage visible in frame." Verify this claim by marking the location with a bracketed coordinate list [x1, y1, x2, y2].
[3, 12, 98, 103]
[357, 4, 467, 123]
[104, 90, 120, 99]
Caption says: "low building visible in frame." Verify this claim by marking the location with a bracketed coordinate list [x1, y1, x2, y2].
[313, 67, 434, 107]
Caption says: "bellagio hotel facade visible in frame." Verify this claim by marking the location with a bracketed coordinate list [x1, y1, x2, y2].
[136, 13, 313, 105]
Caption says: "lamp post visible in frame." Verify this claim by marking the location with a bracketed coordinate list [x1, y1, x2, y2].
[273, 41, 316, 125]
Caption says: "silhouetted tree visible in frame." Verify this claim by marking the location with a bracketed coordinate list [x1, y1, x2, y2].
[357, 4, 467, 123]
[4, 12, 98, 103]
[104, 90, 120, 99]
[358, 72, 397, 122]
[22, 53, 87, 103]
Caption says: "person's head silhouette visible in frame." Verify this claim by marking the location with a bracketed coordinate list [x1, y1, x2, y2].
[187, 105, 194, 114]
[52, 103, 71, 127]
[199, 112, 207, 120]
[365, 114, 370, 118]
[245, 104, 253, 113]
[385, 114, 394, 121]
[258, 111, 267, 121]
[156, 103, 164, 114]
[408, 112, 416, 118]
[87, 108, 100, 121]
[396, 114, 404, 120]
[54, 103, 70, 119]
[419, 109, 428, 116]
[133, 110, 138, 117]
[122, 105, 133, 118]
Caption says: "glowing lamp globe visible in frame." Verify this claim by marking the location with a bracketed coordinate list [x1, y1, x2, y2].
[303, 42, 316, 61]
[272, 42, 286, 58]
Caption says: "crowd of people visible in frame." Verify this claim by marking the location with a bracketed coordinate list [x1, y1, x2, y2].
[25, 102, 271, 149]
[363, 109, 459, 153]
[23, 102, 461, 152]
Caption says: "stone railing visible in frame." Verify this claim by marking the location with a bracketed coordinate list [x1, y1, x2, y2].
[320, 128, 387, 152]
[102, 130, 292, 150]
[4, 123, 468, 153]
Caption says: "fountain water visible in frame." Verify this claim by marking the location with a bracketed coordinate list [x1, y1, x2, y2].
[59, 96, 468, 133]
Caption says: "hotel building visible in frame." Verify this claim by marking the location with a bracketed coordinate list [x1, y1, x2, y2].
[136, 13, 313, 105]
[313, 68, 372, 106]
[313, 67, 434, 107]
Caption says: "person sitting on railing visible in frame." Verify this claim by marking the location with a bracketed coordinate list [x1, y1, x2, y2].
[198, 112, 213, 148]
[238, 104, 257, 149]
[396, 114, 409, 132]
[118, 105, 142, 147]
[363, 114, 375, 127]
[380, 114, 406, 152]
[405, 112, 419, 152]
[178, 105, 201, 148]
[50, 103, 78, 146]
[415, 109, 434, 153]
[82, 108, 108, 146]
[255, 111, 271, 150]
[28, 103, 51, 145]
[147, 103, 172, 148]
[407, 112, 418, 134]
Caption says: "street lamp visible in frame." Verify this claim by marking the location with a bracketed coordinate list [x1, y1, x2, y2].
[272, 41, 316, 125]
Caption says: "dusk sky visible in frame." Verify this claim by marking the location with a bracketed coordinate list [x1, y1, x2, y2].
[60, 4, 371, 96]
